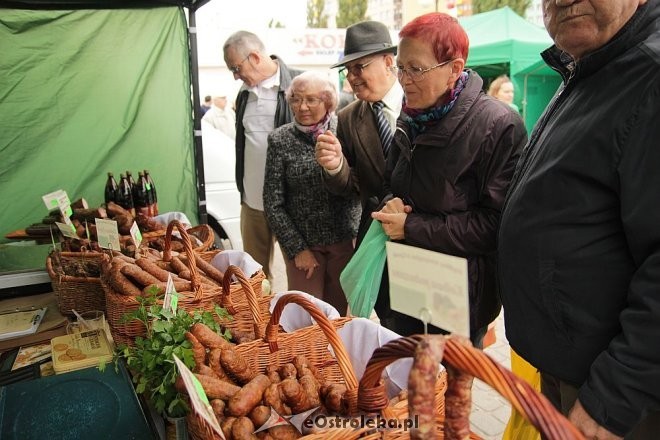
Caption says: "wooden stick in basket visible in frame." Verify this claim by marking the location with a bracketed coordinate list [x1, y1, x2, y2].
[359, 335, 585, 440]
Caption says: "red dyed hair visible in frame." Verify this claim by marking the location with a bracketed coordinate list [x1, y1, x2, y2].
[399, 13, 469, 63]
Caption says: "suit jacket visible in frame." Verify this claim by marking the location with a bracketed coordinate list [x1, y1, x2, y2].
[322, 99, 387, 241]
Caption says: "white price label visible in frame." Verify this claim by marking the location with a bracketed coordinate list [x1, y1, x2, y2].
[95, 218, 121, 251]
[42, 189, 72, 225]
[386, 242, 470, 338]
[163, 274, 178, 314]
[129, 221, 142, 249]
[55, 222, 79, 239]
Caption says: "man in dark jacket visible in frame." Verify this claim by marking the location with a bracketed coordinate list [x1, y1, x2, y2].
[223, 31, 302, 281]
[498, 1, 659, 438]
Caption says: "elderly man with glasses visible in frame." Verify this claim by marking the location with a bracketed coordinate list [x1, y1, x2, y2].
[223, 31, 303, 283]
[315, 21, 404, 247]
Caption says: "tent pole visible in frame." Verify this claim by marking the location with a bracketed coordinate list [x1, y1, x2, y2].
[187, 7, 208, 226]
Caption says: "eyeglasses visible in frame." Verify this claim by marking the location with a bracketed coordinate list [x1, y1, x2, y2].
[397, 59, 454, 82]
[290, 97, 323, 108]
[338, 58, 377, 77]
[228, 55, 250, 74]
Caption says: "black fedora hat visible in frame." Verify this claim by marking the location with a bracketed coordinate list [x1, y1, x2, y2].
[331, 21, 397, 68]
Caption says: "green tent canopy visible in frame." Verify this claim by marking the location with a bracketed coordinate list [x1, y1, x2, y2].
[459, 7, 561, 131]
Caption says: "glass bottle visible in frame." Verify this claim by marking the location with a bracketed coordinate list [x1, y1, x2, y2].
[118, 173, 135, 216]
[104, 172, 119, 205]
[144, 169, 158, 216]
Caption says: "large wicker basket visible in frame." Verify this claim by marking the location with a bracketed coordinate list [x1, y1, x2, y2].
[305, 335, 585, 440]
[187, 293, 356, 440]
[197, 249, 267, 298]
[46, 250, 106, 316]
[103, 221, 222, 347]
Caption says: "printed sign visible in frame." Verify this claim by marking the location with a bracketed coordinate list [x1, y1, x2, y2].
[55, 222, 78, 239]
[173, 355, 225, 439]
[129, 221, 142, 249]
[42, 189, 72, 225]
[386, 242, 470, 338]
[95, 218, 121, 251]
[163, 274, 179, 315]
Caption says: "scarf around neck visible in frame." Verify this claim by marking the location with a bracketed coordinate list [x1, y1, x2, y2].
[402, 71, 469, 138]
[294, 112, 332, 141]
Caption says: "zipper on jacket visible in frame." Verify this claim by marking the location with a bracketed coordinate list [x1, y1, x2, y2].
[502, 69, 575, 214]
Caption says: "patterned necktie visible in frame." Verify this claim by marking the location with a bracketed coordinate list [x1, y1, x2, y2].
[372, 100, 393, 157]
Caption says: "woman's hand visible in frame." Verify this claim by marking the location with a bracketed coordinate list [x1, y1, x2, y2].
[315, 130, 343, 171]
[294, 249, 319, 280]
[371, 197, 412, 240]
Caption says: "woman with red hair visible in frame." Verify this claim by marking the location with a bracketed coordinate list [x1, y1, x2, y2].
[371, 13, 527, 346]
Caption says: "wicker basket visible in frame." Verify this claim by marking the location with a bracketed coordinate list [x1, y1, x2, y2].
[197, 249, 267, 298]
[141, 223, 215, 254]
[187, 293, 357, 440]
[216, 264, 272, 340]
[102, 221, 222, 346]
[305, 335, 585, 440]
[46, 250, 107, 316]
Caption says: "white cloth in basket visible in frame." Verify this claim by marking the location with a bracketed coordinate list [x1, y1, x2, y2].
[269, 291, 340, 333]
[153, 212, 192, 228]
[210, 250, 263, 278]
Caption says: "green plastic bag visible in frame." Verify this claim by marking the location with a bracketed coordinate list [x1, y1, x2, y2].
[340, 220, 388, 318]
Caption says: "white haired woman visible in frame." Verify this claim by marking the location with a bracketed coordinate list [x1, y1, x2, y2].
[263, 71, 360, 313]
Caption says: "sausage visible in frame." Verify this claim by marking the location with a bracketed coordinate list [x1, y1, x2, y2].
[263, 383, 291, 416]
[208, 348, 233, 382]
[298, 374, 321, 409]
[191, 323, 234, 350]
[278, 363, 297, 381]
[194, 254, 225, 284]
[170, 256, 191, 279]
[135, 256, 173, 282]
[220, 347, 257, 385]
[232, 416, 258, 440]
[292, 355, 319, 379]
[211, 399, 226, 420]
[185, 331, 207, 369]
[265, 365, 281, 383]
[227, 374, 271, 417]
[120, 263, 161, 287]
[279, 378, 311, 414]
[267, 425, 300, 440]
[221, 417, 237, 439]
[408, 335, 446, 440]
[141, 281, 192, 296]
[108, 266, 142, 296]
[320, 383, 347, 414]
[196, 364, 220, 380]
[249, 405, 271, 429]
[194, 373, 241, 400]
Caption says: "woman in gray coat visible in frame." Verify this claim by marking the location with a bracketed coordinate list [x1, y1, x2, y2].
[264, 72, 360, 312]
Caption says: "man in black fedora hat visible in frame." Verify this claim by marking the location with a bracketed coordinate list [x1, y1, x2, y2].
[315, 20, 403, 247]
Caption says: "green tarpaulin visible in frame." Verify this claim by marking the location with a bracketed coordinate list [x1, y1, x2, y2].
[459, 7, 561, 131]
[0, 8, 197, 259]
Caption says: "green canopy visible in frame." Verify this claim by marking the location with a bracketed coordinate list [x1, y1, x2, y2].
[459, 7, 561, 131]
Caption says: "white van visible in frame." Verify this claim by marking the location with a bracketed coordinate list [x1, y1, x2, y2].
[201, 122, 242, 250]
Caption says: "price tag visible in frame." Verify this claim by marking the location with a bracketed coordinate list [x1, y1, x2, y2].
[163, 274, 178, 314]
[386, 242, 470, 338]
[42, 189, 73, 225]
[95, 218, 121, 251]
[129, 221, 142, 248]
[55, 222, 79, 239]
[172, 355, 225, 439]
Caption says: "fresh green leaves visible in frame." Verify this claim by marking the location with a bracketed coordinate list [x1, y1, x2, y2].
[114, 290, 230, 418]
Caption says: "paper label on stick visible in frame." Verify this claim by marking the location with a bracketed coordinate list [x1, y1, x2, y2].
[173, 355, 225, 439]
[129, 221, 142, 248]
[95, 218, 121, 251]
[42, 189, 72, 225]
[386, 241, 470, 338]
[56, 222, 78, 239]
[163, 274, 178, 315]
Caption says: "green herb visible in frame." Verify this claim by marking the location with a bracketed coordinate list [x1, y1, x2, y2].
[114, 287, 231, 417]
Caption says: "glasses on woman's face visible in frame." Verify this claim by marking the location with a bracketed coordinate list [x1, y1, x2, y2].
[290, 97, 323, 108]
[228, 55, 250, 74]
[396, 59, 453, 82]
[338, 58, 377, 78]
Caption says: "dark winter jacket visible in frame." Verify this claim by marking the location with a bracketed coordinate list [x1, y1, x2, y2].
[234, 56, 303, 198]
[383, 70, 526, 336]
[498, 1, 660, 435]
